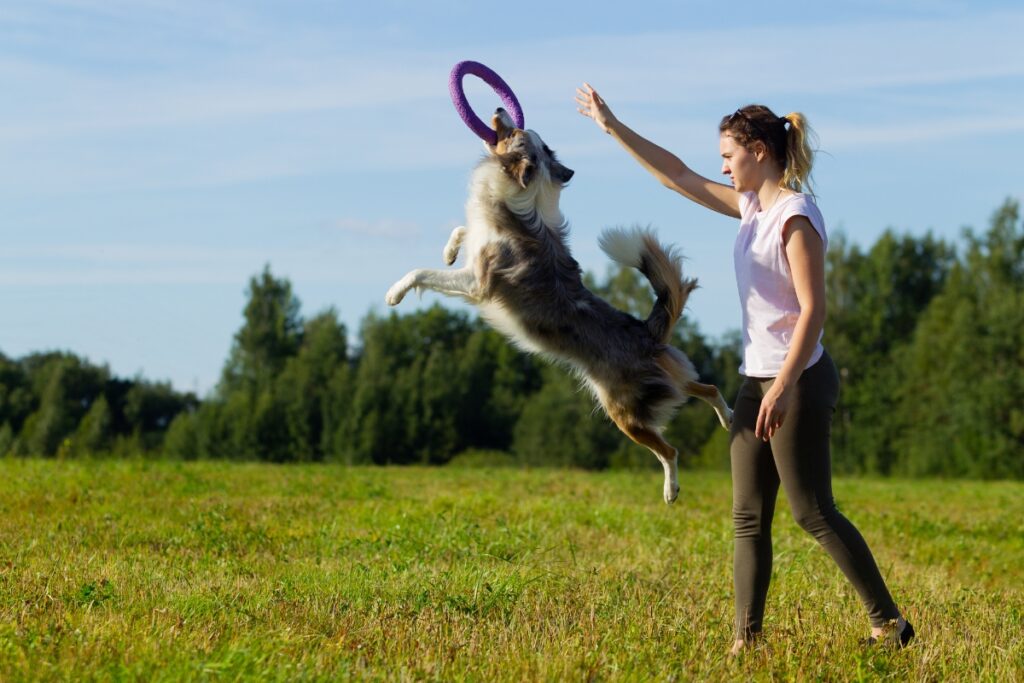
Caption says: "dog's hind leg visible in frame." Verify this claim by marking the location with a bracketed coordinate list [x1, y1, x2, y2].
[685, 381, 733, 430]
[443, 226, 467, 266]
[655, 348, 733, 429]
[618, 422, 681, 505]
[385, 267, 477, 306]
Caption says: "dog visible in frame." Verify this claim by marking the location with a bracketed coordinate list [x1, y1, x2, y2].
[385, 108, 732, 503]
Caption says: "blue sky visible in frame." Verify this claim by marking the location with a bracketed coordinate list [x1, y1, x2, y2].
[2, 1, 1022, 395]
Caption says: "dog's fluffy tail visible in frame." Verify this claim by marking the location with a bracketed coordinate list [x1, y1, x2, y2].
[599, 226, 697, 344]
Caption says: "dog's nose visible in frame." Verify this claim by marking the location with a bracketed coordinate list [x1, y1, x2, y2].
[491, 108, 516, 142]
[493, 107, 516, 130]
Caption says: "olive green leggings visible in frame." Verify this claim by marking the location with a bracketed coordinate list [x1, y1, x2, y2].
[730, 351, 899, 639]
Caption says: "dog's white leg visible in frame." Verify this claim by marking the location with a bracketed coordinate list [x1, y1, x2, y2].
[685, 381, 734, 430]
[615, 421, 681, 504]
[661, 450, 679, 505]
[443, 226, 467, 266]
[385, 267, 477, 306]
[719, 405, 734, 430]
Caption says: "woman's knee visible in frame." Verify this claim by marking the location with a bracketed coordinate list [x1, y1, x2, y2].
[733, 504, 771, 539]
[791, 501, 838, 537]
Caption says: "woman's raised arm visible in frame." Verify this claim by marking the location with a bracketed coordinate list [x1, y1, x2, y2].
[575, 83, 741, 219]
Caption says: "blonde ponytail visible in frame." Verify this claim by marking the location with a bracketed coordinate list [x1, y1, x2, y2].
[780, 112, 816, 194]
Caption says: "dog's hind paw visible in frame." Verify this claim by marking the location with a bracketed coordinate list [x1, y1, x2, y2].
[664, 481, 680, 504]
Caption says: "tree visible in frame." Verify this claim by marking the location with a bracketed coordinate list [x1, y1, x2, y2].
[825, 229, 956, 473]
[71, 395, 112, 455]
[893, 199, 1024, 477]
[277, 309, 349, 461]
[1, 350, 195, 458]
[16, 354, 108, 456]
[220, 265, 303, 394]
[512, 365, 624, 469]
[0, 354, 33, 436]
[163, 411, 200, 460]
[453, 327, 544, 453]
[190, 266, 317, 461]
[0, 422, 13, 457]
[337, 306, 478, 465]
[123, 381, 199, 450]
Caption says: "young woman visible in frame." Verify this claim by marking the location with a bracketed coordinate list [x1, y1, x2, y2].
[575, 83, 914, 654]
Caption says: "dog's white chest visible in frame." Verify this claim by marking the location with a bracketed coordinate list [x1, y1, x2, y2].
[478, 302, 545, 355]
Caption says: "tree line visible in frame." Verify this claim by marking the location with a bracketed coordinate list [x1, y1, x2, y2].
[2, 199, 1021, 477]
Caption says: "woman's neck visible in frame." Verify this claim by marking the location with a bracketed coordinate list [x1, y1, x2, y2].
[756, 177, 788, 212]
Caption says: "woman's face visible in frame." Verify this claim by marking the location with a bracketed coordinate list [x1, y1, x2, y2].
[719, 133, 763, 192]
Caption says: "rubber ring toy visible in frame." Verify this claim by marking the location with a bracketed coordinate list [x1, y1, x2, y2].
[448, 60, 524, 146]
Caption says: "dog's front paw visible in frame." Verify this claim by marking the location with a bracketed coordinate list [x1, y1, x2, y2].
[443, 226, 466, 265]
[385, 280, 409, 306]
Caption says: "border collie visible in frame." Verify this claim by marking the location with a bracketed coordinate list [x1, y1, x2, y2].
[386, 109, 732, 503]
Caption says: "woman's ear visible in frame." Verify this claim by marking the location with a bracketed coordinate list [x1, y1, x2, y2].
[752, 140, 768, 162]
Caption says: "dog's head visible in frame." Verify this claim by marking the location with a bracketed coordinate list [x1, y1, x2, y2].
[489, 108, 574, 190]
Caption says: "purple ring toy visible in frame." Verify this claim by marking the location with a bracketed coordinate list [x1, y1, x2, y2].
[448, 60, 524, 146]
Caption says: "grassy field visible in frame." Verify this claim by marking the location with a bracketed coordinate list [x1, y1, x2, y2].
[0, 460, 1021, 681]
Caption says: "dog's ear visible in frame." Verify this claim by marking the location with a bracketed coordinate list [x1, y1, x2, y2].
[503, 155, 535, 189]
[552, 162, 574, 184]
[516, 159, 536, 188]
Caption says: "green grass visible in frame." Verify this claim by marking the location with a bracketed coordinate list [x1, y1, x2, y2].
[0, 460, 1021, 681]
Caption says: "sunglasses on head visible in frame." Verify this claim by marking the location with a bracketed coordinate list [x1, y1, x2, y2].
[729, 109, 787, 132]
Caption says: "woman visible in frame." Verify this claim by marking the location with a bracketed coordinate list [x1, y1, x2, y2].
[575, 83, 914, 654]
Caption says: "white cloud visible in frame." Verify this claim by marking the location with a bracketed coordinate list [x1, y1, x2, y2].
[3, 9, 1023, 139]
[2, 5, 1023, 193]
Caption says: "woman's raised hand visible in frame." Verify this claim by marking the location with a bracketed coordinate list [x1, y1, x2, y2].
[575, 83, 616, 134]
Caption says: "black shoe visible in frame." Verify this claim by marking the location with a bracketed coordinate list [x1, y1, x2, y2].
[863, 619, 915, 649]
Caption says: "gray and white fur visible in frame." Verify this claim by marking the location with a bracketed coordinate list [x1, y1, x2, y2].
[386, 109, 732, 503]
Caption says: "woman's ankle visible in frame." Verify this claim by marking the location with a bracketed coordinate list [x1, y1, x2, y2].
[729, 632, 762, 656]
[871, 615, 906, 638]
[869, 615, 914, 648]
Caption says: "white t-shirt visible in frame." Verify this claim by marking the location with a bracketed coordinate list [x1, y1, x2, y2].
[733, 191, 827, 377]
